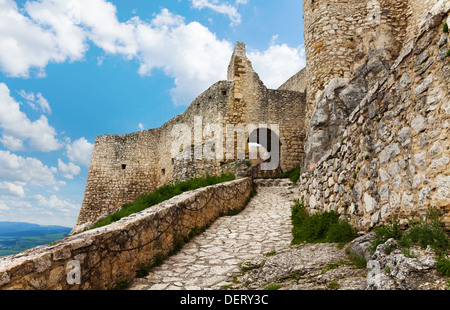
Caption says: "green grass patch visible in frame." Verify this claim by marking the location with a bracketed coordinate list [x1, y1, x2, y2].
[345, 247, 367, 269]
[263, 284, 281, 290]
[327, 281, 340, 290]
[370, 207, 449, 256]
[281, 165, 300, 184]
[90, 173, 236, 229]
[436, 255, 450, 277]
[291, 199, 358, 246]
[443, 22, 448, 33]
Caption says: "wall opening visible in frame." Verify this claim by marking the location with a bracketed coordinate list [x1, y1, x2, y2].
[247, 128, 281, 171]
[121, 164, 127, 170]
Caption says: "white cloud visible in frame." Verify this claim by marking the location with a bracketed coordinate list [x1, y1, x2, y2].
[138, 123, 145, 130]
[57, 159, 81, 179]
[0, 182, 25, 197]
[134, 12, 233, 105]
[0, 202, 9, 211]
[0, 135, 24, 152]
[0, 1, 302, 106]
[0, 150, 57, 186]
[248, 43, 306, 89]
[33, 194, 79, 212]
[0, 193, 80, 227]
[0, 0, 86, 78]
[191, 0, 243, 25]
[65, 137, 93, 167]
[18, 90, 52, 114]
[0, 83, 60, 152]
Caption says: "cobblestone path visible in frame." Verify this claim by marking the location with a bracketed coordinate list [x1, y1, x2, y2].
[128, 180, 296, 290]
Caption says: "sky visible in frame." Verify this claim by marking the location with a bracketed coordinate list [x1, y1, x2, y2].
[0, 0, 305, 228]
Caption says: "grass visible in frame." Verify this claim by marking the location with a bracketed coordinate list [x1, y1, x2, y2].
[263, 284, 281, 290]
[345, 247, 367, 269]
[436, 255, 450, 277]
[90, 173, 236, 229]
[369, 220, 403, 253]
[443, 22, 448, 33]
[370, 208, 449, 255]
[369, 207, 450, 278]
[327, 281, 340, 290]
[291, 199, 358, 247]
[281, 165, 300, 184]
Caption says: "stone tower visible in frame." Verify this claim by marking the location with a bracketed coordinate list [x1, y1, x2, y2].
[302, 0, 409, 121]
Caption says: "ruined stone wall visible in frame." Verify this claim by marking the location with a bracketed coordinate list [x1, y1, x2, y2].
[0, 178, 253, 290]
[75, 81, 232, 232]
[297, 7, 450, 230]
[75, 42, 307, 232]
[303, 0, 409, 123]
[406, 0, 441, 43]
[278, 67, 308, 93]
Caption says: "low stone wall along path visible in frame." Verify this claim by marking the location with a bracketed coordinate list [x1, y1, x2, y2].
[129, 179, 295, 290]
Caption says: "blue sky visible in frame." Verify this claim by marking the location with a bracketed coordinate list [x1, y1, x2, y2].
[0, 0, 305, 228]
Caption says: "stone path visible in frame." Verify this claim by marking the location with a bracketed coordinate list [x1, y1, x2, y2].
[128, 179, 296, 290]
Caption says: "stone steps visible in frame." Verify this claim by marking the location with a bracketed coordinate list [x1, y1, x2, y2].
[254, 178, 294, 188]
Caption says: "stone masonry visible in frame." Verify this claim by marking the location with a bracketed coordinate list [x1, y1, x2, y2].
[299, 1, 450, 230]
[0, 178, 252, 290]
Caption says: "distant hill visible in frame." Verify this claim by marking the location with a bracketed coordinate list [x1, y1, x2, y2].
[0, 222, 71, 237]
[0, 222, 71, 257]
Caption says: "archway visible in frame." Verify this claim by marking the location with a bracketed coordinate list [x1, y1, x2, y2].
[247, 127, 282, 178]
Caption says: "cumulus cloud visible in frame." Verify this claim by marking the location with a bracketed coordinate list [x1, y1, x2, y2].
[65, 137, 93, 167]
[18, 90, 52, 114]
[0, 149, 81, 226]
[57, 159, 81, 179]
[0, 150, 57, 186]
[0, 83, 60, 152]
[0, 194, 80, 226]
[0, 0, 86, 78]
[248, 43, 306, 89]
[0, 0, 301, 106]
[134, 11, 233, 105]
[0, 182, 25, 198]
[190, 0, 244, 25]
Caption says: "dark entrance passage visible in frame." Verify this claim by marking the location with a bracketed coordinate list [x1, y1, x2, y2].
[247, 128, 282, 179]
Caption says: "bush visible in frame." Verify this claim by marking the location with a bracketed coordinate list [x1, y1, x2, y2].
[281, 165, 300, 184]
[369, 220, 403, 253]
[291, 199, 357, 246]
[400, 207, 449, 252]
[91, 173, 236, 229]
[326, 219, 358, 246]
[435, 255, 450, 277]
[443, 22, 448, 33]
[370, 208, 449, 254]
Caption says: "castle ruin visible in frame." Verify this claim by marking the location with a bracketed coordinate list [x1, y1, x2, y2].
[1, 0, 449, 291]
[74, 0, 449, 233]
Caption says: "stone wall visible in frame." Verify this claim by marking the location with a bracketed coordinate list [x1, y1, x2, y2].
[75, 42, 306, 232]
[0, 178, 253, 290]
[297, 5, 450, 230]
[278, 67, 308, 93]
[303, 0, 409, 123]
